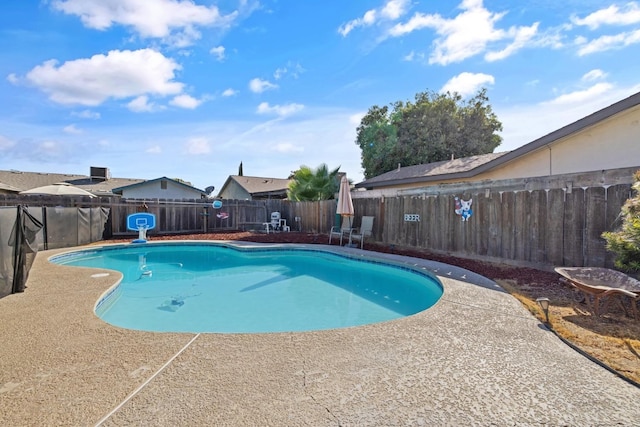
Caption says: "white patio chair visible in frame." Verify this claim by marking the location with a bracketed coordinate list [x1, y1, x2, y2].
[348, 216, 374, 249]
[329, 216, 353, 245]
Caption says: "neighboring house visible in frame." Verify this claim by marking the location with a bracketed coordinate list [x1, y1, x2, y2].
[217, 175, 292, 200]
[112, 177, 208, 199]
[0, 166, 143, 197]
[355, 91, 640, 196]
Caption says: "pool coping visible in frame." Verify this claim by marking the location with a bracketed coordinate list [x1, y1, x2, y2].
[1, 241, 639, 425]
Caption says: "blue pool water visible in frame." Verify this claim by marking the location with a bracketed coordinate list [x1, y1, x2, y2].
[52, 243, 443, 333]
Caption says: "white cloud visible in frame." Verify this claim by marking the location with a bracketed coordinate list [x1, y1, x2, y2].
[273, 142, 304, 154]
[441, 72, 494, 97]
[0, 135, 16, 150]
[273, 62, 305, 80]
[163, 25, 203, 48]
[222, 88, 238, 97]
[576, 28, 640, 55]
[485, 23, 539, 62]
[7, 73, 19, 85]
[63, 124, 82, 134]
[581, 69, 607, 82]
[380, 0, 409, 20]
[256, 102, 304, 117]
[127, 95, 157, 112]
[249, 78, 278, 93]
[349, 112, 366, 126]
[544, 82, 614, 106]
[185, 137, 211, 154]
[210, 45, 225, 61]
[72, 109, 101, 119]
[146, 145, 162, 154]
[571, 3, 640, 29]
[25, 49, 184, 106]
[338, 0, 409, 36]
[170, 94, 202, 109]
[388, 0, 539, 65]
[52, 0, 238, 46]
[574, 35, 588, 45]
[274, 67, 286, 80]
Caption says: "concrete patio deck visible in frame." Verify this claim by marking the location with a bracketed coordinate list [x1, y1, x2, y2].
[1, 242, 639, 426]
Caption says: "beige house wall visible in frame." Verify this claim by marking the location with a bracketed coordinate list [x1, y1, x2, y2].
[479, 104, 640, 181]
[218, 181, 252, 200]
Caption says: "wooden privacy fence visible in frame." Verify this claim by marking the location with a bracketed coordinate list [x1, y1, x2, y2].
[351, 184, 632, 269]
[2, 185, 633, 269]
[108, 198, 340, 236]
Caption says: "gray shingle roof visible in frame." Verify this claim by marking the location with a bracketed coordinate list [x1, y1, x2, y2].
[221, 175, 292, 196]
[0, 170, 144, 196]
[112, 176, 207, 195]
[358, 152, 508, 187]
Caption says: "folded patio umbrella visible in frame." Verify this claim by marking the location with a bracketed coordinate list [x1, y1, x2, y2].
[336, 175, 354, 227]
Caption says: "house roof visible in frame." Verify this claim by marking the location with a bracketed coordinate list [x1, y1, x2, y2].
[0, 169, 144, 196]
[356, 152, 509, 188]
[356, 90, 640, 189]
[111, 176, 207, 196]
[218, 175, 292, 197]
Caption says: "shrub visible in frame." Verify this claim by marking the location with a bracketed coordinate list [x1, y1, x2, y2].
[602, 170, 640, 272]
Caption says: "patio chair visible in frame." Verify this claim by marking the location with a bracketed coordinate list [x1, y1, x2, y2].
[555, 267, 640, 318]
[269, 212, 282, 232]
[329, 216, 353, 245]
[348, 216, 374, 249]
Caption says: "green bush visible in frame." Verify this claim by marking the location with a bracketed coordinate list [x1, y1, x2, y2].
[602, 170, 640, 272]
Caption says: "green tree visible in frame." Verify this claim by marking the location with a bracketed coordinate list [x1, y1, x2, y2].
[356, 88, 502, 178]
[602, 170, 640, 272]
[287, 164, 341, 201]
[355, 105, 402, 179]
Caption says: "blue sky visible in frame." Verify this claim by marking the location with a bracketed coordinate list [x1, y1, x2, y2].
[1, 0, 639, 192]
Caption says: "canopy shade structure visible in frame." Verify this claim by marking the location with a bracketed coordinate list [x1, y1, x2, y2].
[20, 182, 96, 198]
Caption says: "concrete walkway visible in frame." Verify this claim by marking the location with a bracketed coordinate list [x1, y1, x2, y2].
[1, 242, 639, 426]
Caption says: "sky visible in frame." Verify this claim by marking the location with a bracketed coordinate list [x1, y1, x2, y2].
[1, 0, 639, 193]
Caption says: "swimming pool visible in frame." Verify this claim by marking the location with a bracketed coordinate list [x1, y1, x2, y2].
[51, 242, 443, 333]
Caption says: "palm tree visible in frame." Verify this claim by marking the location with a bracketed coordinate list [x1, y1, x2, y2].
[287, 164, 341, 201]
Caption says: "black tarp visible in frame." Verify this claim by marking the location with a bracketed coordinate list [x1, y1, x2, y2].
[9, 206, 43, 293]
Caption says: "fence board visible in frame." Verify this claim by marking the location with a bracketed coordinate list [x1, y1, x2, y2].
[563, 189, 585, 266]
[513, 191, 528, 261]
[584, 187, 607, 267]
[474, 192, 488, 256]
[527, 190, 547, 264]
[500, 192, 516, 260]
[546, 189, 565, 266]
[486, 192, 502, 257]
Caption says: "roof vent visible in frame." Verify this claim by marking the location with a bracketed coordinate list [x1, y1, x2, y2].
[90, 166, 111, 182]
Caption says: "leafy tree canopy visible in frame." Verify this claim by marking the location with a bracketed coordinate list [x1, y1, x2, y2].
[602, 170, 640, 273]
[356, 88, 503, 179]
[287, 163, 341, 201]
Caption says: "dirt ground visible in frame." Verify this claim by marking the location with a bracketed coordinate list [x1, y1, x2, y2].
[106, 230, 640, 385]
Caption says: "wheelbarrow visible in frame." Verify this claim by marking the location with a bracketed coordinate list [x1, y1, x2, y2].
[555, 267, 640, 318]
